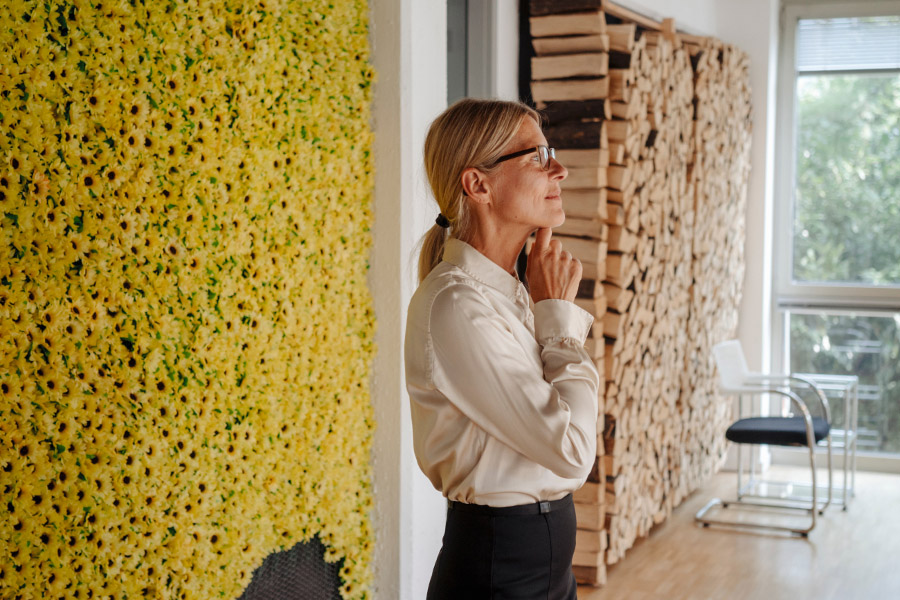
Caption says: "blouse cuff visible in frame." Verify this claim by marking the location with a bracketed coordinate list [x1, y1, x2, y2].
[533, 299, 594, 345]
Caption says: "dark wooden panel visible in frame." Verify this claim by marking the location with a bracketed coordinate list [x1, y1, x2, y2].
[540, 100, 608, 126]
[545, 120, 605, 149]
[529, 0, 603, 17]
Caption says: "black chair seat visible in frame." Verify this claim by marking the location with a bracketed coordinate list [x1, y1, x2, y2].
[726, 416, 830, 446]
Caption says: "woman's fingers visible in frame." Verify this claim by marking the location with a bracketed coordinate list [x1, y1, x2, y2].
[527, 229, 583, 303]
[533, 227, 552, 251]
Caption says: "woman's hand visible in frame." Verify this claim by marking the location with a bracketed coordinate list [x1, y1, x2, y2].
[526, 227, 582, 303]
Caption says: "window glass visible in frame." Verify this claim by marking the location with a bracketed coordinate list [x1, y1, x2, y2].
[792, 17, 900, 286]
[787, 311, 900, 453]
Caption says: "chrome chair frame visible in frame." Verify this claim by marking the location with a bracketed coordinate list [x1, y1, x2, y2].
[695, 342, 835, 537]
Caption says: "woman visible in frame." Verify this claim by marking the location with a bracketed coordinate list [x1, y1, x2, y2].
[404, 98, 600, 599]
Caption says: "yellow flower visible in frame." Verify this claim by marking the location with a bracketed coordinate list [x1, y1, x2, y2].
[28, 169, 51, 199]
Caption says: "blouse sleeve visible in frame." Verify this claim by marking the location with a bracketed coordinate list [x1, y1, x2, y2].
[429, 283, 600, 480]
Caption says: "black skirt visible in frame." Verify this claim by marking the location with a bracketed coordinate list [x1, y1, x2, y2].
[426, 494, 578, 600]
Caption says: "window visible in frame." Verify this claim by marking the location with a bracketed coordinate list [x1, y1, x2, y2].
[447, 0, 468, 104]
[775, 3, 900, 457]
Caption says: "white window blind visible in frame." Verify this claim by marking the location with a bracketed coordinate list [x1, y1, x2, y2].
[796, 16, 900, 72]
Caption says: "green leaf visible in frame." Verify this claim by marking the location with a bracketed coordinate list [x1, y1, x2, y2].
[55, 4, 69, 36]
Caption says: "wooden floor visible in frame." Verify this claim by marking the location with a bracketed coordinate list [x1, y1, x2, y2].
[578, 466, 900, 600]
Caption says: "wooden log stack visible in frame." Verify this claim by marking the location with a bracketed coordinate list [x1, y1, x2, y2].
[525, 0, 752, 586]
[678, 36, 753, 497]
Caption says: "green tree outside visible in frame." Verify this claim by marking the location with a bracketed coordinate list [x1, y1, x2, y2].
[789, 71, 900, 453]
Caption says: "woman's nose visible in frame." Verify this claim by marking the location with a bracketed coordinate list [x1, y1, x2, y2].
[550, 158, 567, 181]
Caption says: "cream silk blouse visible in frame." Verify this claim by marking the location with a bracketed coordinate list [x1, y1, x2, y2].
[405, 238, 600, 507]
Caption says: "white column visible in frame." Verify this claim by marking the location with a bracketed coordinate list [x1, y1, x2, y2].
[370, 1, 448, 598]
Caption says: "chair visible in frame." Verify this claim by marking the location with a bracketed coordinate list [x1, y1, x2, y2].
[695, 339, 834, 536]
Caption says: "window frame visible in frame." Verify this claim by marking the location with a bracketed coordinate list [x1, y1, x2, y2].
[772, 0, 900, 371]
[772, 1, 900, 469]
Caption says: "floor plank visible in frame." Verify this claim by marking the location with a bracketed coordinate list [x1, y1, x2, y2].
[578, 466, 900, 600]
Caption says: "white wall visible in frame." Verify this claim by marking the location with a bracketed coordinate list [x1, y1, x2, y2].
[714, 0, 780, 375]
[369, 1, 448, 599]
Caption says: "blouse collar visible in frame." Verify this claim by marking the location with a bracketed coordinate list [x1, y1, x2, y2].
[442, 238, 522, 301]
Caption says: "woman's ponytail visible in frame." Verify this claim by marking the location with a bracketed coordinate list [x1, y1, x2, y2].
[418, 224, 449, 283]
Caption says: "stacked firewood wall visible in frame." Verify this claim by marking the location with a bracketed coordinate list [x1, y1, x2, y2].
[526, 0, 752, 586]
[679, 37, 753, 495]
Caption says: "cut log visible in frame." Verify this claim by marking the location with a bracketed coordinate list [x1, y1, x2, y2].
[544, 120, 608, 149]
[607, 119, 633, 143]
[606, 252, 635, 288]
[576, 529, 608, 553]
[574, 549, 606, 571]
[604, 202, 625, 226]
[532, 53, 609, 80]
[562, 166, 607, 189]
[602, 282, 635, 313]
[607, 225, 638, 253]
[574, 502, 607, 531]
[611, 97, 640, 120]
[530, 11, 607, 38]
[608, 142, 626, 164]
[556, 217, 608, 240]
[556, 148, 610, 168]
[532, 78, 610, 103]
[539, 100, 610, 125]
[606, 24, 636, 53]
[574, 480, 603, 503]
[574, 564, 607, 586]
[563, 188, 608, 219]
[583, 336, 606, 359]
[602, 311, 625, 338]
[532, 34, 610, 56]
[557, 236, 607, 267]
[607, 164, 632, 192]
[577, 278, 604, 299]
[575, 295, 608, 319]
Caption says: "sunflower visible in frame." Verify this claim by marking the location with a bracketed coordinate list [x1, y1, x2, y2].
[28, 169, 50, 199]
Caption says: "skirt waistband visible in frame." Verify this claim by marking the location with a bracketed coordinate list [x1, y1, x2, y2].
[447, 493, 573, 516]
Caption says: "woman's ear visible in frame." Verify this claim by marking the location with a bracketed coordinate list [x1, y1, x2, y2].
[461, 167, 491, 204]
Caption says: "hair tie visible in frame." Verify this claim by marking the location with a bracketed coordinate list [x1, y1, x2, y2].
[435, 214, 450, 229]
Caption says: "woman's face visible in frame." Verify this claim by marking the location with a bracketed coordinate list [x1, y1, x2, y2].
[486, 117, 568, 233]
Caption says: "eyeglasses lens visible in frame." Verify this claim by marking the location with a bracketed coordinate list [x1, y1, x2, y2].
[539, 146, 549, 170]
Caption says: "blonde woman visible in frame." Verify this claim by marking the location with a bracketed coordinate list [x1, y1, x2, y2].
[405, 98, 600, 599]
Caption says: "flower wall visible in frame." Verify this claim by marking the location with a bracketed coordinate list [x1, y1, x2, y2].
[0, 1, 376, 598]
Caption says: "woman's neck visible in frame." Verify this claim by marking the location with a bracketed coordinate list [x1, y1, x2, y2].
[465, 227, 530, 276]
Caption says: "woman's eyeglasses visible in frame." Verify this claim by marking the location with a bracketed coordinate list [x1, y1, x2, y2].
[493, 145, 556, 171]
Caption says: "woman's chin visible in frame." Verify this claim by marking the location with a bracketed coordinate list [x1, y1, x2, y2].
[548, 208, 566, 229]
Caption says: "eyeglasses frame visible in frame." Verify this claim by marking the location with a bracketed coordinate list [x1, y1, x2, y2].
[493, 145, 557, 171]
